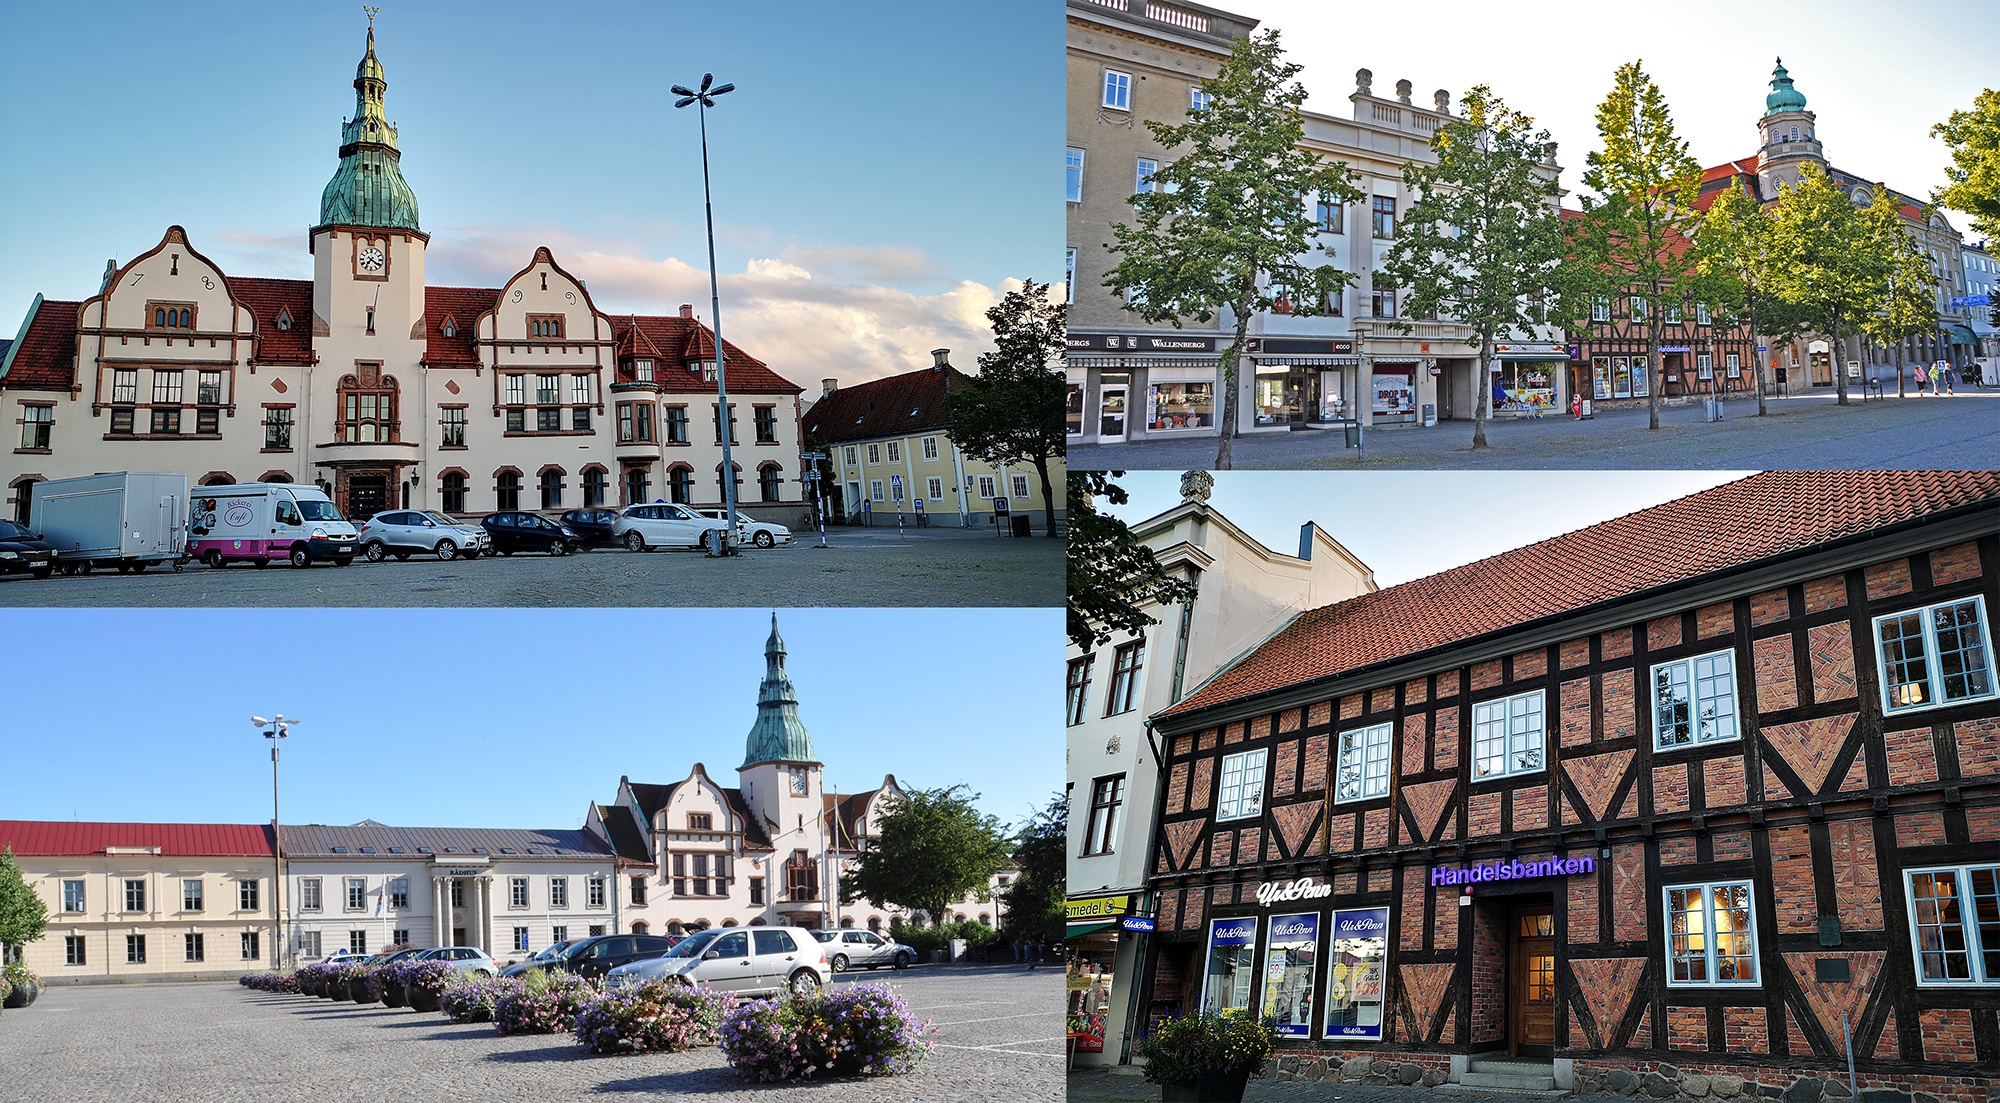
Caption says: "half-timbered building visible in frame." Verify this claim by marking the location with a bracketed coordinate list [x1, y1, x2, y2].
[1140, 471, 2000, 1102]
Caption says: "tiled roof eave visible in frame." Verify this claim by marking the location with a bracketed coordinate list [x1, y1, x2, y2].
[1153, 491, 2000, 733]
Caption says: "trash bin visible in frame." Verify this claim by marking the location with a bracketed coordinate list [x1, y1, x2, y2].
[1422, 404, 1437, 427]
[1011, 514, 1031, 538]
[1344, 422, 1363, 449]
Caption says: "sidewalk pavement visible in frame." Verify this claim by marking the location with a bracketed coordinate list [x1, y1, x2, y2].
[1068, 1066, 1629, 1103]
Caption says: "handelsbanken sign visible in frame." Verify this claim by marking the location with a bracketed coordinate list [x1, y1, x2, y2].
[1430, 855, 1594, 887]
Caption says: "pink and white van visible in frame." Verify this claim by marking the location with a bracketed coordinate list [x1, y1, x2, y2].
[188, 483, 359, 568]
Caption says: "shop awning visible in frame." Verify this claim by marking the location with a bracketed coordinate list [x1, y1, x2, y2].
[1254, 356, 1360, 367]
[1492, 351, 1572, 361]
[1066, 919, 1118, 939]
[1948, 324, 1976, 346]
[1068, 356, 1224, 369]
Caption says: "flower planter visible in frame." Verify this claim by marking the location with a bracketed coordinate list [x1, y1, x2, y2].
[3, 981, 39, 1009]
[327, 978, 350, 1001]
[1162, 1069, 1251, 1103]
[380, 980, 408, 1008]
[350, 975, 380, 1004]
[408, 986, 442, 1013]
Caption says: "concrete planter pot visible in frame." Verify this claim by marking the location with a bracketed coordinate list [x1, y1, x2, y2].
[380, 980, 408, 1008]
[349, 974, 380, 1005]
[408, 986, 443, 1013]
[326, 978, 350, 1001]
[1161, 1068, 1251, 1102]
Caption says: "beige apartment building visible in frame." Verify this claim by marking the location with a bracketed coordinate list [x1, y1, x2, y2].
[0, 821, 278, 985]
[802, 352, 1061, 531]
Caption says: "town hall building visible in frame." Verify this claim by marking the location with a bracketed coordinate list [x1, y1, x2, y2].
[0, 28, 807, 526]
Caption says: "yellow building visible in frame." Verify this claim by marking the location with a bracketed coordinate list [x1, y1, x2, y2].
[0, 821, 279, 986]
[802, 350, 1063, 531]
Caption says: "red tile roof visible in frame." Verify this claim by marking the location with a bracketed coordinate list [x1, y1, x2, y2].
[801, 364, 969, 444]
[1, 298, 81, 388]
[608, 316, 799, 395]
[0, 820, 274, 858]
[423, 285, 496, 364]
[1162, 471, 2000, 722]
[232, 277, 315, 365]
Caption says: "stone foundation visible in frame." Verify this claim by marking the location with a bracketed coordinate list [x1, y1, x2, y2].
[1259, 1051, 1452, 1086]
[1573, 1058, 1997, 1103]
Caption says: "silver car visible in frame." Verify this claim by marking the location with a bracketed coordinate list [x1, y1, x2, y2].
[812, 928, 916, 972]
[415, 945, 499, 976]
[612, 502, 729, 551]
[604, 926, 828, 996]
[697, 509, 792, 548]
[357, 510, 490, 561]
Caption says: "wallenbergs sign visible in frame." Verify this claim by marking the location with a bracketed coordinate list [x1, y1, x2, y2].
[1256, 876, 1334, 907]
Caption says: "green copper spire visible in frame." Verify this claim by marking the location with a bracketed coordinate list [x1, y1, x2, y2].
[1763, 58, 1808, 117]
[742, 614, 820, 768]
[316, 26, 421, 232]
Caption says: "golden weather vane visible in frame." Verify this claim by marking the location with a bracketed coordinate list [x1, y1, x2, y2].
[363, 6, 379, 25]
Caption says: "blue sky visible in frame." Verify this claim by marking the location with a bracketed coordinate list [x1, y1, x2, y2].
[0, 608, 1061, 836]
[1104, 471, 1752, 588]
[0, 0, 1060, 384]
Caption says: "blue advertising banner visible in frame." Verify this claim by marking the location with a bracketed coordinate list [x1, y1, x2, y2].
[1263, 913, 1319, 1038]
[1324, 907, 1388, 1041]
[1202, 917, 1259, 1015]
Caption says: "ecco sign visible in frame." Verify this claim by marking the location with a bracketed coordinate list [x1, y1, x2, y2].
[1255, 876, 1333, 907]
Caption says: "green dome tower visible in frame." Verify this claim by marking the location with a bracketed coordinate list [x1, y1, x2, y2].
[742, 614, 821, 768]
[316, 26, 421, 233]
[1755, 58, 1824, 198]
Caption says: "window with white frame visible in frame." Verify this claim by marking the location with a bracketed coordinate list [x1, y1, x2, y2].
[1011, 475, 1030, 499]
[1189, 87, 1212, 111]
[301, 878, 322, 911]
[1725, 352, 1740, 374]
[62, 880, 84, 913]
[239, 879, 259, 912]
[183, 879, 203, 912]
[511, 877, 530, 908]
[1066, 149, 1085, 204]
[886, 440, 901, 464]
[346, 877, 367, 911]
[389, 878, 408, 909]
[1216, 749, 1267, 821]
[923, 435, 939, 460]
[1590, 297, 1611, 323]
[1664, 881, 1759, 986]
[1696, 303, 1711, 325]
[1102, 69, 1131, 110]
[589, 877, 606, 909]
[1335, 723, 1392, 802]
[843, 446, 858, 468]
[124, 879, 145, 912]
[1066, 249, 1077, 304]
[1136, 158, 1162, 200]
[978, 475, 997, 499]
[870, 479, 884, 502]
[1697, 353, 1713, 379]
[514, 926, 530, 952]
[1472, 690, 1545, 779]
[550, 877, 568, 908]
[299, 930, 320, 960]
[866, 443, 880, 465]
[1875, 597, 1995, 714]
[1653, 649, 1739, 750]
[1905, 864, 2000, 985]
[927, 476, 943, 500]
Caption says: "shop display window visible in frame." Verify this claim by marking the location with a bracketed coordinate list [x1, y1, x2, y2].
[1471, 690, 1544, 779]
[1335, 723, 1391, 803]
[1495, 364, 1554, 413]
[1874, 596, 1995, 715]
[1066, 384, 1084, 436]
[1323, 908, 1387, 1040]
[1593, 357, 1611, 400]
[1664, 881, 1758, 986]
[1262, 913, 1318, 1039]
[1370, 370, 1415, 423]
[1200, 917, 1259, 1015]
[1652, 649, 1739, 750]
[1147, 382, 1213, 430]
[1905, 865, 2000, 985]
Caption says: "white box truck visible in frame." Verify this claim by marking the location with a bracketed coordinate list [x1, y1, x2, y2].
[188, 482, 358, 568]
[30, 472, 190, 574]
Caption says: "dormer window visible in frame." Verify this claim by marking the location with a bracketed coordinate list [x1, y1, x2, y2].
[636, 359, 654, 382]
[275, 307, 292, 332]
[441, 317, 457, 338]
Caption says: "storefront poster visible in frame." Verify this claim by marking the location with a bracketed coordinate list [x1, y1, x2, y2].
[1372, 370, 1415, 421]
[1323, 908, 1388, 1041]
[1201, 917, 1259, 1016]
[1262, 913, 1318, 1039]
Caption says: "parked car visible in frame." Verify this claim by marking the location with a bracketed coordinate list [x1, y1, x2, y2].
[611, 502, 728, 552]
[357, 510, 491, 561]
[811, 928, 915, 972]
[696, 509, 792, 548]
[0, 521, 57, 580]
[605, 926, 828, 997]
[414, 946, 499, 976]
[496, 940, 577, 978]
[557, 509, 621, 548]
[368, 947, 428, 965]
[188, 481, 358, 568]
[529, 934, 679, 980]
[318, 948, 371, 966]
[479, 512, 581, 556]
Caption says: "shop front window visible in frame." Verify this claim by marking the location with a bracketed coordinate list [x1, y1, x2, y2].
[1067, 384, 1084, 436]
[1324, 908, 1388, 1040]
[1147, 382, 1213, 430]
[1263, 913, 1318, 1039]
[1371, 368, 1415, 424]
[1495, 363, 1554, 413]
[1200, 917, 1258, 1016]
[1592, 356, 1611, 400]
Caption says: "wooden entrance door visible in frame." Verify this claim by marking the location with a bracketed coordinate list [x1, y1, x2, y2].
[1509, 909, 1555, 1056]
[347, 474, 388, 521]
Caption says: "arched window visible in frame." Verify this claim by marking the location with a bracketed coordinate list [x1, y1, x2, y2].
[10, 476, 44, 525]
[155, 308, 166, 326]
[179, 309, 190, 328]
[259, 470, 293, 484]
[722, 918, 739, 928]
[716, 462, 742, 503]
[625, 468, 649, 506]
[338, 370, 398, 443]
[867, 916, 882, 933]
[582, 467, 608, 507]
[758, 463, 783, 503]
[669, 465, 693, 504]
[632, 921, 649, 935]
[747, 917, 766, 926]
[440, 471, 467, 513]
[539, 468, 564, 510]
[839, 916, 854, 929]
[1789, 126, 1799, 142]
[201, 474, 234, 487]
[978, 913, 990, 925]
[495, 469, 521, 511]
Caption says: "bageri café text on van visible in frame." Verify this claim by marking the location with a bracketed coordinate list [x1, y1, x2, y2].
[1136, 471, 2000, 1101]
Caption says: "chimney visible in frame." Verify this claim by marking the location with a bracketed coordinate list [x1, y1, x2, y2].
[822, 378, 838, 397]
[931, 348, 950, 372]
[679, 304, 694, 319]
[1299, 522, 1318, 561]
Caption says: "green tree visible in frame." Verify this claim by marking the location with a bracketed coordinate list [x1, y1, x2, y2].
[0, 847, 49, 959]
[1856, 209, 1940, 397]
[1931, 88, 2000, 240]
[1102, 30, 1362, 470]
[1379, 85, 1568, 450]
[844, 785, 1013, 925]
[1001, 793, 1066, 940]
[1690, 185, 1810, 415]
[1569, 61, 1705, 429]
[945, 280, 1066, 537]
[1066, 471, 1196, 653]
[1767, 163, 1900, 405]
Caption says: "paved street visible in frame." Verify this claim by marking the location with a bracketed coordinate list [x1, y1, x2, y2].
[1069, 390, 2000, 471]
[1070, 1067, 1632, 1103]
[0, 526, 1062, 607]
[0, 964, 1061, 1103]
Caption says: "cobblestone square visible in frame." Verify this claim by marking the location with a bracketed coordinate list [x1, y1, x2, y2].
[0, 964, 1062, 1103]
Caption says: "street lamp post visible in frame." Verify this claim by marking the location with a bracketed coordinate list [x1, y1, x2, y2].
[672, 73, 740, 554]
[253, 715, 300, 969]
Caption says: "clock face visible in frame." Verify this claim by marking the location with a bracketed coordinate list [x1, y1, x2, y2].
[790, 772, 808, 795]
[359, 245, 385, 273]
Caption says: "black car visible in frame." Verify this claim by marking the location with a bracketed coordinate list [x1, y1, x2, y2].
[479, 512, 581, 556]
[557, 509, 621, 548]
[532, 934, 679, 979]
[0, 521, 57, 579]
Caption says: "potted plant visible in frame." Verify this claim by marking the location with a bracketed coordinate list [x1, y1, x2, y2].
[378, 961, 410, 1008]
[326, 963, 354, 1002]
[1131, 1012, 1275, 1103]
[2, 964, 40, 1009]
[403, 960, 455, 1013]
[349, 963, 381, 1005]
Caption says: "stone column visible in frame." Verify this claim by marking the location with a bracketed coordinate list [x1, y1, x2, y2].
[478, 877, 493, 953]
[432, 877, 446, 947]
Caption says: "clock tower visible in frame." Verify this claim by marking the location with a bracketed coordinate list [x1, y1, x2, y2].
[309, 25, 428, 513]
[739, 615, 824, 845]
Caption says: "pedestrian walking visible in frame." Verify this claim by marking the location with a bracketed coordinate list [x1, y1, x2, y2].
[1944, 363, 1957, 395]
